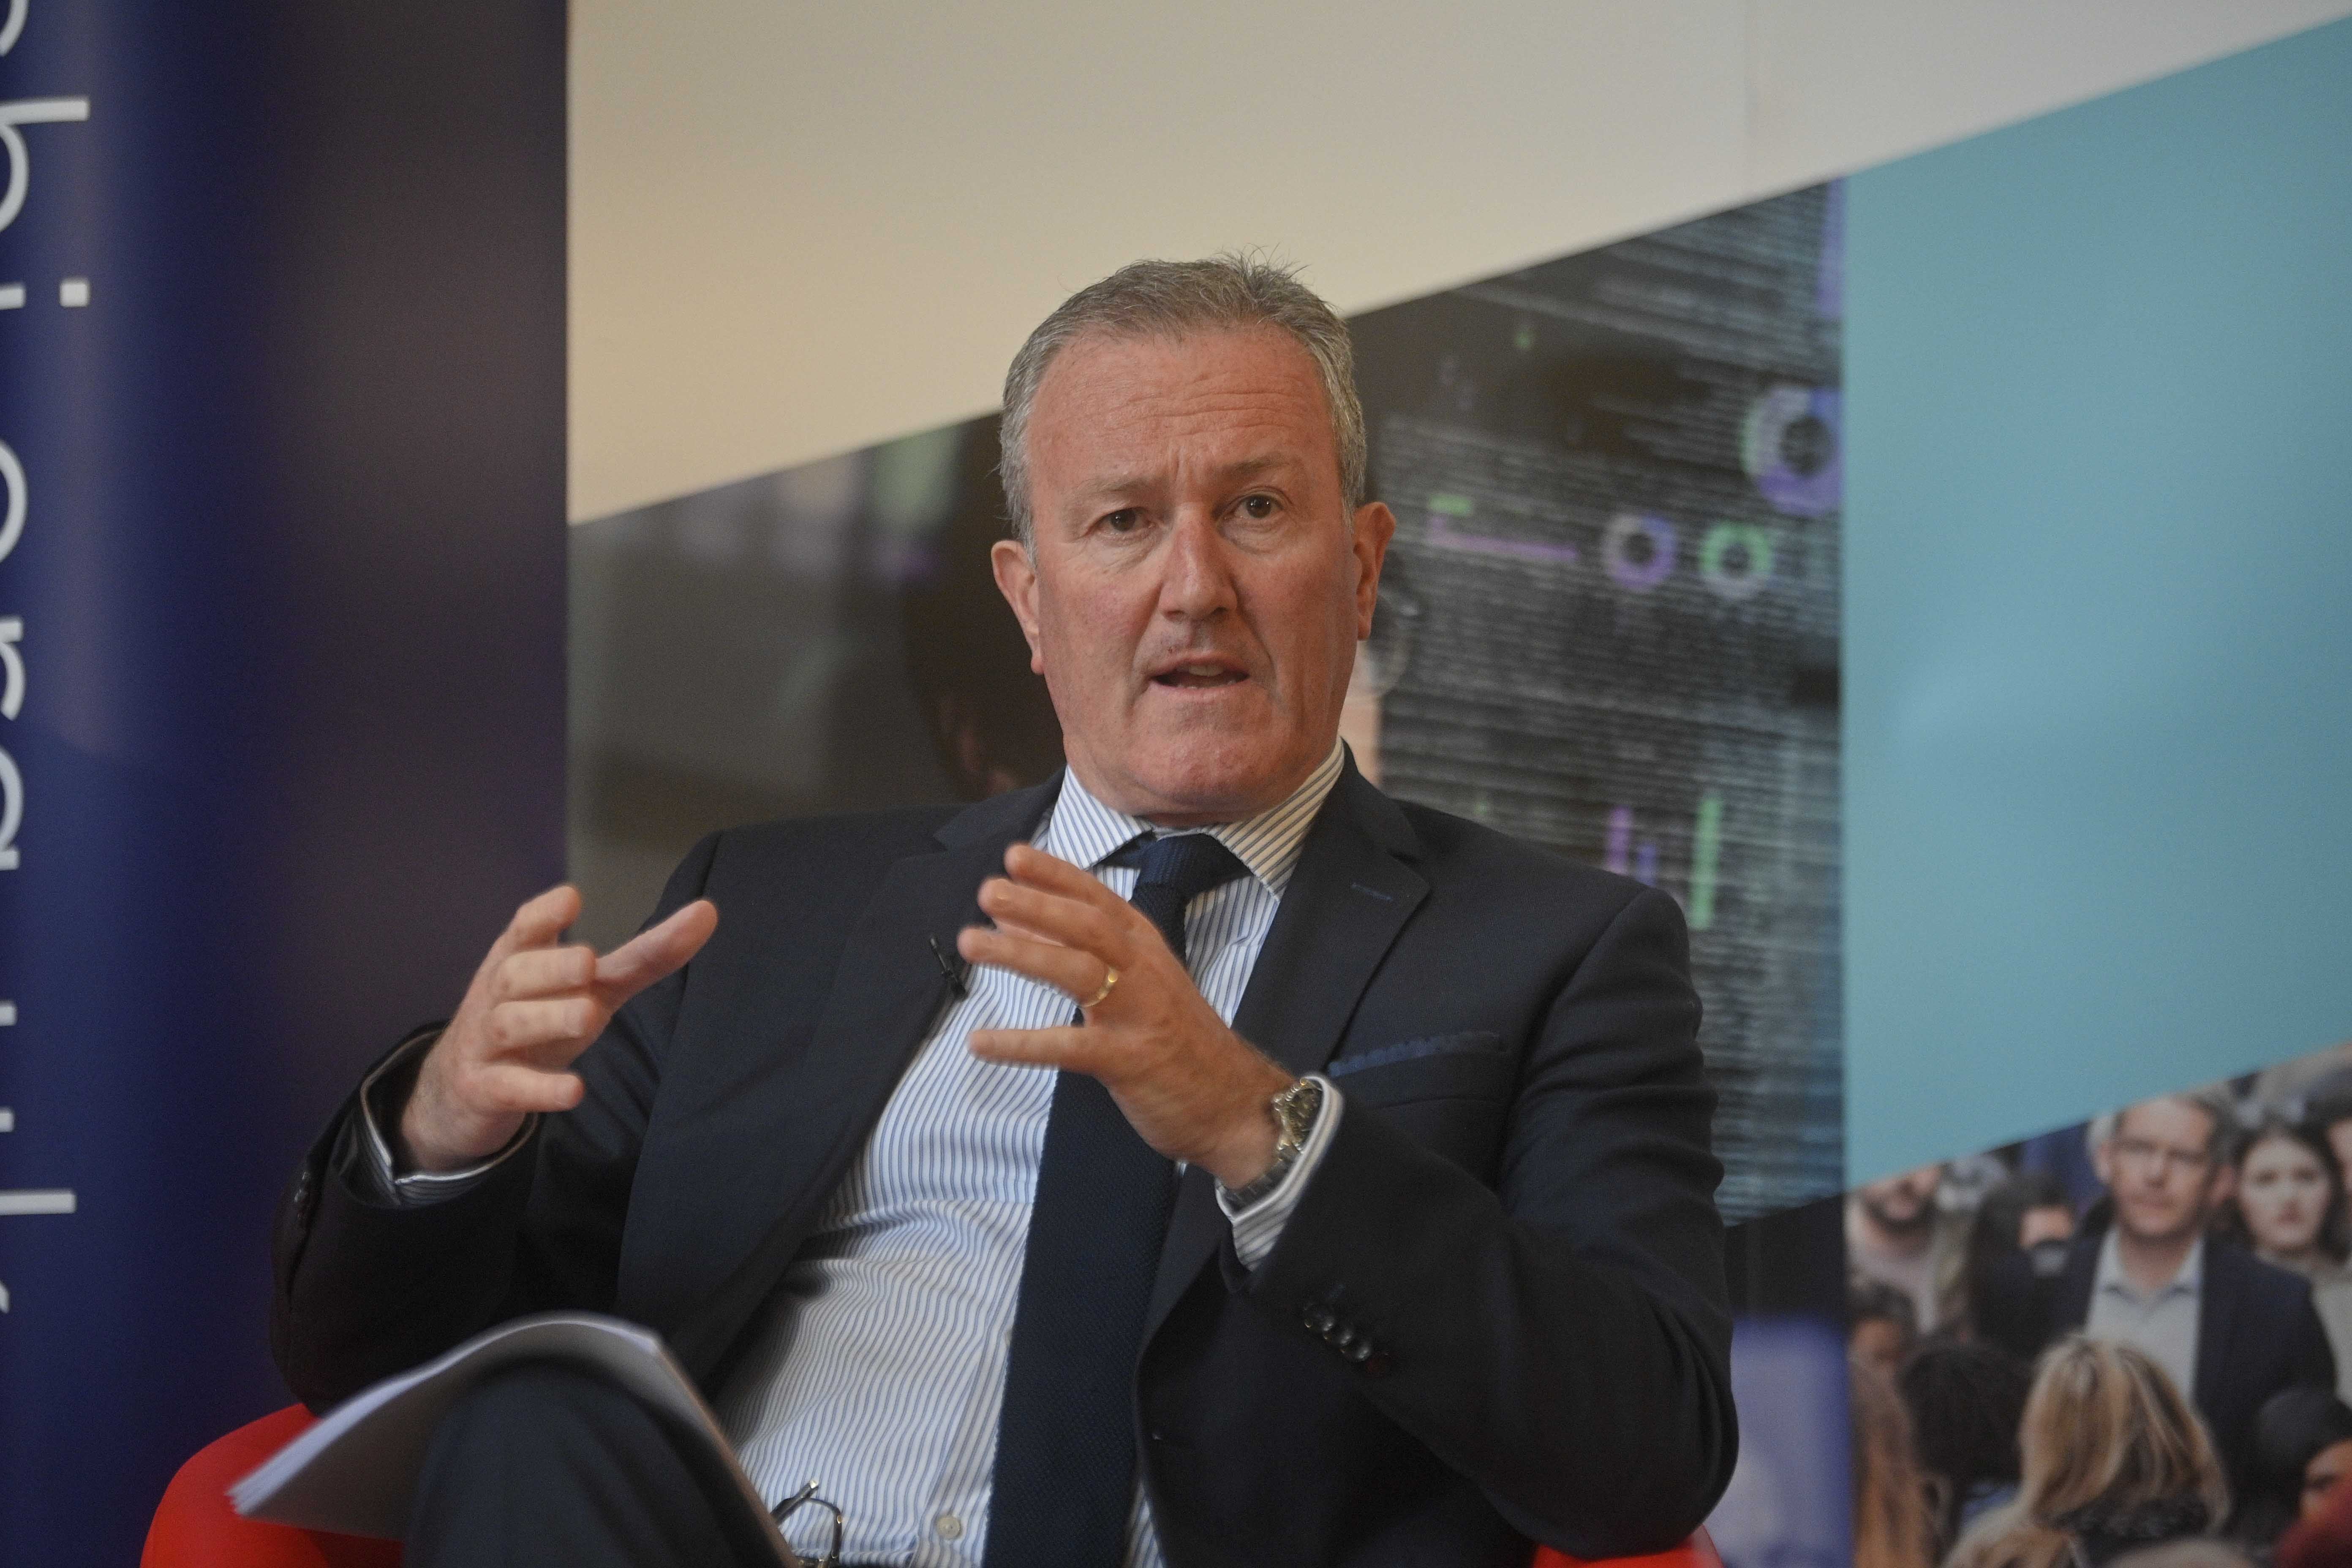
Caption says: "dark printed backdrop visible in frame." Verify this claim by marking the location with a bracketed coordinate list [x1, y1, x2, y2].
[570, 184, 1844, 1221]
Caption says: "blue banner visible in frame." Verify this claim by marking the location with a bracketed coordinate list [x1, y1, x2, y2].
[0, 4, 565, 1557]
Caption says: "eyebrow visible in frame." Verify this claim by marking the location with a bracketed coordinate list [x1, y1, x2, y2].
[1078, 453, 1299, 501]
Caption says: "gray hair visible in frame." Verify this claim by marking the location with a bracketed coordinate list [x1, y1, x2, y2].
[2092, 1085, 2244, 1165]
[997, 252, 1367, 546]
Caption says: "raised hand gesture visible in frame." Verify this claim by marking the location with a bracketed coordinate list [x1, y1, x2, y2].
[399, 885, 717, 1173]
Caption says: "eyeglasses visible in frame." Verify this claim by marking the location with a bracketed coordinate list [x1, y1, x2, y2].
[2110, 1136, 2214, 1176]
[771, 1480, 846, 1568]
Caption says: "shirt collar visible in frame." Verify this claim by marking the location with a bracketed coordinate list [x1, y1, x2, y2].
[2094, 1227, 2205, 1302]
[1037, 740, 1346, 896]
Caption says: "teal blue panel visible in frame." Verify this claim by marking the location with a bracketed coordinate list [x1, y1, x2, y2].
[1844, 19, 2352, 1184]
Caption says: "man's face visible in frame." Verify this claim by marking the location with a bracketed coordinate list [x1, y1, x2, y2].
[2096, 1099, 2228, 1247]
[992, 327, 1394, 824]
[1856, 1165, 1942, 1234]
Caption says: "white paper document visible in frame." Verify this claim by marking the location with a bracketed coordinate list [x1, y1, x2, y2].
[230, 1311, 791, 1561]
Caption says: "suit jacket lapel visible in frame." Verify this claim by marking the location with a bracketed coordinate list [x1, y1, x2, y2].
[642, 781, 1057, 1383]
[2057, 1232, 2101, 1333]
[1145, 764, 1428, 1335]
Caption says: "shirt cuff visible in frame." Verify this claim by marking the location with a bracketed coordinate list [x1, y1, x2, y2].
[1217, 1075, 1343, 1271]
[352, 1028, 536, 1206]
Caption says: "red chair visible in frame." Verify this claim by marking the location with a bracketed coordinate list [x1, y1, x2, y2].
[142, 1407, 400, 1568]
[1535, 1533, 1722, 1568]
[147, 1406, 1721, 1568]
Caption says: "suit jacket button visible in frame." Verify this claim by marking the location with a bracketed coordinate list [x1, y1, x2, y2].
[1302, 1304, 1337, 1335]
[1343, 1338, 1373, 1364]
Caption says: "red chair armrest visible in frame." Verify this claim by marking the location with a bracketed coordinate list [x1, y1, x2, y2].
[142, 1405, 402, 1568]
[1535, 1526, 1723, 1568]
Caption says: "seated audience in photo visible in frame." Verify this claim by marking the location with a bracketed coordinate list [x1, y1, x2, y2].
[1853, 1277, 1922, 1376]
[1851, 1353, 1937, 1568]
[2232, 1387, 2352, 1550]
[1851, 1163, 1968, 1337]
[1977, 1090, 2336, 1500]
[1899, 1340, 2031, 1552]
[1964, 1171, 2079, 1339]
[2221, 1115, 2352, 1401]
[1947, 1337, 2230, 1568]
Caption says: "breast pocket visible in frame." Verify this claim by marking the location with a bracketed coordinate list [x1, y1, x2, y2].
[1325, 1030, 1514, 1106]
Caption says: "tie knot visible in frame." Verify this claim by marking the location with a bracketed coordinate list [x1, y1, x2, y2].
[1120, 831, 1250, 903]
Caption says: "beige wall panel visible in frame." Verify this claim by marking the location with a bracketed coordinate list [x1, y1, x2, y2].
[571, 0, 2352, 522]
[1745, 0, 2352, 190]
[571, 0, 1748, 521]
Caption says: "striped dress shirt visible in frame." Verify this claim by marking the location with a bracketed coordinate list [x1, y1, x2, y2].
[355, 743, 1348, 1565]
[716, 741, 1347, 1566]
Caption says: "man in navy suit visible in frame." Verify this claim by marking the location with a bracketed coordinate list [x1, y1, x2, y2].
[272, 257, 1736, 1567]
[1979, 1089, 2334, 1503]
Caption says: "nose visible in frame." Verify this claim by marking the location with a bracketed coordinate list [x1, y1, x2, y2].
[1157, 511, 1237, 623]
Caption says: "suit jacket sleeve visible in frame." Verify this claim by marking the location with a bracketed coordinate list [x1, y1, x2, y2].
[1244, 884, 1735, 1557]
[270, 834, 721, 1409]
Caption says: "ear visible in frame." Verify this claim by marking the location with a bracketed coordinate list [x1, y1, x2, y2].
[1350, 501, 1396, 642]
[991, 539, 1046, 675]
[2093, 1137, 2116, 1191]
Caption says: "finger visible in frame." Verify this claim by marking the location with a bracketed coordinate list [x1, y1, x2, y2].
[501, 885, 583, 957]
[471, 1062, 587, 1115]
[976, 877, 1131, 959]
[967, 1024, 1097, 1070]
[966, 878, 1071, 948]
[484, 996, 605, 1056]
[494, 944, 599, 1002]
[595, 899, 719, 1002]
[958, 924, 1109, 1000]
[1004, 842, 1131, 913]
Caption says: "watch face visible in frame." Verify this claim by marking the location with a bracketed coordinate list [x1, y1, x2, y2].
[1274, 1080, 1322, 1148]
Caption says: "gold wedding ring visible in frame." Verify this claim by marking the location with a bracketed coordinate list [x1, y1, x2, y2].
[1080, 965, 1119, 1010]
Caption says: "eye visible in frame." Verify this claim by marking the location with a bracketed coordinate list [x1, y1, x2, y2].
[1100, 508, 1143, 534]
[1239, 493, 1278, 520]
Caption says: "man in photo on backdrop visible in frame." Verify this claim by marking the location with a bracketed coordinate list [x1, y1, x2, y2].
[1979, 1089, 2335, 1502]
[1848, 1162, 1966, 1337]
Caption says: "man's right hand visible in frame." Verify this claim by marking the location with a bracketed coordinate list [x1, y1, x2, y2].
[399, 885, 719, 1173]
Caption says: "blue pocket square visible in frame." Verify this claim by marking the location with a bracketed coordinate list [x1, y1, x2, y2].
[1326, 1031, 1507, 1078]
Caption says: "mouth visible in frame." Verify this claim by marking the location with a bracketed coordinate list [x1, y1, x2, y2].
[1148, 657, 1250, 690]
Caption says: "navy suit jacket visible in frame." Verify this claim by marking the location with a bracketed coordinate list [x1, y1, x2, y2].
[272, 763, 1738, 1565]
[1978, 1227, 2335, 1498]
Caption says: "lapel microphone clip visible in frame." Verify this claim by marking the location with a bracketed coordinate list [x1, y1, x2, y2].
[928, 935, 971, 998]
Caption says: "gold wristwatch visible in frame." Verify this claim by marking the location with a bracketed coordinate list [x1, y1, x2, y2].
[1222, 1076, 1326, 1209]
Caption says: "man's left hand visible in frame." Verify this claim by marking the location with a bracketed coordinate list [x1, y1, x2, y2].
[959, 842, 1292, 1190]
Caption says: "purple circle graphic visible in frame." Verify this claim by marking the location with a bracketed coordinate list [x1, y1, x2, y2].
[1602, 512, 1678, 592]
[1741, 386, 1841, 517]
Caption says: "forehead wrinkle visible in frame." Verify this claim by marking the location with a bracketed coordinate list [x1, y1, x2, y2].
[1072, 451, 1304, 506]
[1030, 329, 1342, 516]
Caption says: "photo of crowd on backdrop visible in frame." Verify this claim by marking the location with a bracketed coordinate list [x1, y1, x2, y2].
[1847, 1039, 2352, 1568]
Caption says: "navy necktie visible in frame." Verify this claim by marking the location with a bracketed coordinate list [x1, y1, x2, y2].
[984, 832, 1251, 1566]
